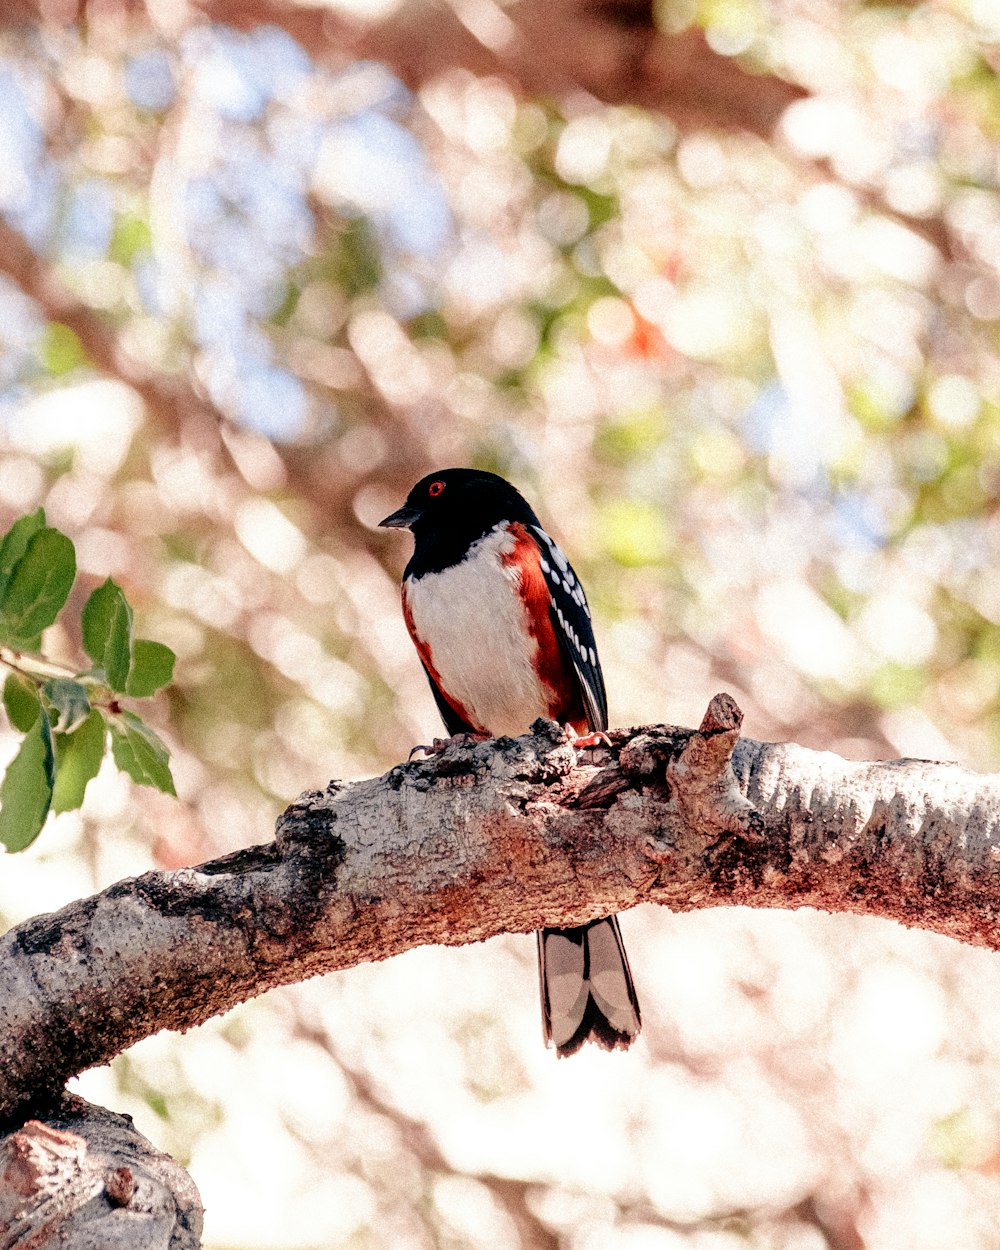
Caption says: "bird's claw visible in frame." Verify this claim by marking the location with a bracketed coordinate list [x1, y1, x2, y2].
[570, 730, 612, 750]
[409, 733, 489, 759]
[409, 739, 447, 759]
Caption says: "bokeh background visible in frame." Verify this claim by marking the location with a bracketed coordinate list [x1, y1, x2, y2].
[2, 0, 1000, 1245]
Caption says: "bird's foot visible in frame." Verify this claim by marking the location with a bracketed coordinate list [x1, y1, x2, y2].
[409, 732, 490, 760]
[570, 730, 612, 750]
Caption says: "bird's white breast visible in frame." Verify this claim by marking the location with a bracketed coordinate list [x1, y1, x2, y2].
[405, 524, 553, 737]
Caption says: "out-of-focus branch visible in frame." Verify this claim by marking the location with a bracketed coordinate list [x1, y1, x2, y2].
[313, 1026, 562, 1250]
[1, 2, 955, 263]
[4, 695, 1000, 1131]
[0, 217, 221, 444]
[1, 0, 805, 137]
[0, 1094, 203, 1250]
[198, 0, 806, 137]
[0, 213, 428, 531]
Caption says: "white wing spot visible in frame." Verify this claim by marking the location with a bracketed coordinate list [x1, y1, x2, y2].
[534, 528, 570, 573]
[589, 647, 597, 666]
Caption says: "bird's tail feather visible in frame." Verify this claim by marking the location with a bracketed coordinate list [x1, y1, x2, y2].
[537, 915, 641, 1057]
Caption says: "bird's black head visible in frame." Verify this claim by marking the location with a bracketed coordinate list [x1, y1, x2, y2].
[380, 468, 540, 576]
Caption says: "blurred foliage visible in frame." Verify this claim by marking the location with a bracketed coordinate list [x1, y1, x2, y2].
[0, 0, 1000, 1245]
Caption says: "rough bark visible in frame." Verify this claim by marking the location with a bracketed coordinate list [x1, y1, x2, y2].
[3, 695, 1000, 1135]
[0, 1094, 203, 1250]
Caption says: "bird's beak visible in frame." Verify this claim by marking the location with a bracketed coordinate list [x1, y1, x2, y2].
[379, 504, 421, 530]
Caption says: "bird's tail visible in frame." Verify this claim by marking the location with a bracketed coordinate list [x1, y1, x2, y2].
[536, 915, 641, 1057]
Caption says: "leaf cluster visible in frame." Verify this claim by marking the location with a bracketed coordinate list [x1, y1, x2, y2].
[0, 509, 176, 852]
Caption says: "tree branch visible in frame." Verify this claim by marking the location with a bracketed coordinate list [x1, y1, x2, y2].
[1, 0, 805, 137]
[0, 217, 236, 474]
[0, 1094, 203, 1249]
[196, 0, 806, 137]
[3, 694, 1000, 1129]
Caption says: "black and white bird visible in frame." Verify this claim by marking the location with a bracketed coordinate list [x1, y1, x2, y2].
[380, 468, 641, 1057]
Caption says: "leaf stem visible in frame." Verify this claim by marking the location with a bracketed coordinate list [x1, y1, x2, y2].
[0, 648, 78, 681]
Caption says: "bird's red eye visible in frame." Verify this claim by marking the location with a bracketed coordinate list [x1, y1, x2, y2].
[428, 480, 445, 497]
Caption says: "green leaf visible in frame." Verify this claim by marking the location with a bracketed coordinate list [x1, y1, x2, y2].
[52, 709, 106, 814]
[0, 529, 76, 647]
[0, 716, 55, 852]
[0, 509, 46, 598]
[3, 673, 40, 732]
[109, 711, 175, 795]
[82, 579, 134, 692]
[42, 678, 91, 734]
[126, 639, 176, 697]
[38, 322, 88, 376]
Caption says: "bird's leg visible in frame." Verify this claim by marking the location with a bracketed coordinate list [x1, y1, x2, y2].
[409, 732, 491, 759]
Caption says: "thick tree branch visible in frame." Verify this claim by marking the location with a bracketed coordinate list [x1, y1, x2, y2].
[0, 1094, 203, 1249]
[3, 695, 1000, 1130]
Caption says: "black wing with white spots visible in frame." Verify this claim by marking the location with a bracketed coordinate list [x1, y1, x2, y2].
[530, 525, 608, 732]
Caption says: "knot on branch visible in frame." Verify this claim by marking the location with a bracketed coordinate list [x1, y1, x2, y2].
[104, 1165, 135, 1208]
[641, 693, 764, 861]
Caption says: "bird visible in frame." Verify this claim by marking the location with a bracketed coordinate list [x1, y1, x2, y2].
[380, 467, 641, 1057]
